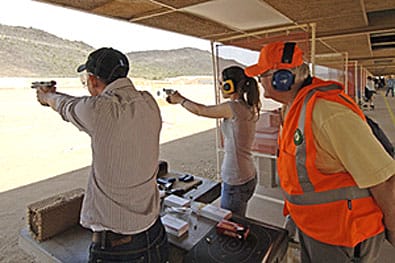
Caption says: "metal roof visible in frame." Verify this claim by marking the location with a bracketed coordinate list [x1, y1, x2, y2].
[35, 0, 395, 76]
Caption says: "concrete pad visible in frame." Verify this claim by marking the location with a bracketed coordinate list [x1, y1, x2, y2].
[19, 226, 90, 263]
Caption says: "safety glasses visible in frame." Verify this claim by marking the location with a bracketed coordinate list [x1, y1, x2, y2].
[79, 71, 95, 87]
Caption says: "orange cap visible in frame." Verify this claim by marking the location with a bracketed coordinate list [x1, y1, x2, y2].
[245, 42, 304, 77]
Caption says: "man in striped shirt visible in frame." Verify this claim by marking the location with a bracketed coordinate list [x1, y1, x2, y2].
[35, 47, 169, 262]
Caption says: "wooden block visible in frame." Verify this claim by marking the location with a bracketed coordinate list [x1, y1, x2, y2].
[27, 188, 84, 242]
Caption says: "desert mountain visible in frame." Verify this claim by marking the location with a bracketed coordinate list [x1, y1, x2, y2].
[0, 24, 244, 79]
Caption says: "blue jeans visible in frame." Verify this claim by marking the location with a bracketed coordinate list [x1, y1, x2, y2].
[385, 86, 394, 97]
[88, 217, 169, 263]
[220, 176, 257, 216]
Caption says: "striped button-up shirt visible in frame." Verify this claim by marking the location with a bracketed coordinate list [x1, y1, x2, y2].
[54, 78, 162, 234]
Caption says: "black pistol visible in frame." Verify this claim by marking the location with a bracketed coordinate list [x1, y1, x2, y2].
[163, 88, 175, 95]
[31, 80, 56, 106]
[31, 80, 56, 89]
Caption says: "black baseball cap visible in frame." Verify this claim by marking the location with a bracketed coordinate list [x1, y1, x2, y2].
[77, 47, 129, 84]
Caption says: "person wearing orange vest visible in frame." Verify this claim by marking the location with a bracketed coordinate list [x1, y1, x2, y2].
[245, 41, 395, 262]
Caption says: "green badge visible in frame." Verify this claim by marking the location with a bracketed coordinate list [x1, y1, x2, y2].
[294, 128, 304, 145]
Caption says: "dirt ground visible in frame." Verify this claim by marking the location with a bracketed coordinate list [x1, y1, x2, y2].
[0, 80, 220, 262]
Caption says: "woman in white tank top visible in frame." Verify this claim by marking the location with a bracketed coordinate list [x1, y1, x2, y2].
[166, 66, 261, 216]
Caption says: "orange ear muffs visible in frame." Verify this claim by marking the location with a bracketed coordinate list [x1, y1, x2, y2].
[222, 79, 235, 94]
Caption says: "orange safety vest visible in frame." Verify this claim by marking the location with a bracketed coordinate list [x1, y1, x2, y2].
[278, 77, 384, 247]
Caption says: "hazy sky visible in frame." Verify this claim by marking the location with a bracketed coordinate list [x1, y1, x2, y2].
[0, 0, 260, 65]
[0, 0, 212, 53]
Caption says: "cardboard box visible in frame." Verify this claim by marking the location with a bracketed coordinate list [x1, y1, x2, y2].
[252, 127, 279, 155]
[191, 202, 232, 222]
[162, 214, 189, 237]
[256, 111, 281, 130]
[164, 194, 191, 207]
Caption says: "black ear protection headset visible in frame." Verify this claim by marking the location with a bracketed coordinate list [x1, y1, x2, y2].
[222, 79, 235, 94]
[272, 42, 296, 91]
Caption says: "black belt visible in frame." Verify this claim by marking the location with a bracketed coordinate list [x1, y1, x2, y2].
[92, 231, 133, 248]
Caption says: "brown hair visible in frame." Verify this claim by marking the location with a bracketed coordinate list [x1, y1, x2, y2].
[222, 66, 261, 118]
